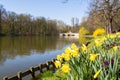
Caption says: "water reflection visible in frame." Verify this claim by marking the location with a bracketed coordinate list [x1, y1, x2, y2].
[0, 37, 63, 63]
[0, 36, 79, 80]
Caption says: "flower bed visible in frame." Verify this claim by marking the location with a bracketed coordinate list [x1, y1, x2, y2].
[41, 33, 120, 80]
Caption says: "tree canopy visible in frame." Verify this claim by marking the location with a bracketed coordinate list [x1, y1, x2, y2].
[0, 4, 74, 36]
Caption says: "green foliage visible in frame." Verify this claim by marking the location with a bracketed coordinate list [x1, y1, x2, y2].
[40, 70, 67, 80]
[41, 71, 53, 78]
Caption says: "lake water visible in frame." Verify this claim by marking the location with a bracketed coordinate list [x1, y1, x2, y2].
[0, 36, 79, 80]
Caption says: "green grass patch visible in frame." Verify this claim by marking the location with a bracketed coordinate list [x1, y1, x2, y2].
[39, 69, 67, 80]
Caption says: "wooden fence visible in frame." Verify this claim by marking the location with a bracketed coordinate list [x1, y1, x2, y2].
[5, 58, 119, 80]
[3, 59, 56, 80]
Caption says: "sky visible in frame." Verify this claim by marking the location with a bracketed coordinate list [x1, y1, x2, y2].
[0, 0, 89, 25]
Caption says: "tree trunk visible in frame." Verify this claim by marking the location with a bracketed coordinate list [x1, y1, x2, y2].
[105, 25, 108, 34]
[0, 10, 2, 34]
[106, 17, 112, 34]
[105, 0, 112, 34]
[106, 20, 112, 34]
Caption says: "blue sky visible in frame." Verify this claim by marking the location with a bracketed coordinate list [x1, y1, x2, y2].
[0, 0, 89, 25]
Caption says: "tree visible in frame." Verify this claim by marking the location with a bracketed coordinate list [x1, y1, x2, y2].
[0, 5, 6, 35]
[0, 4, 72, 36]
[64, 0, 120, 33]
[6, 12, 17, 35]
[90, 0, 120, 33]
[86, 10, 106, 34]
[71, 17, 80, 33]
[57, 20, 67, 33]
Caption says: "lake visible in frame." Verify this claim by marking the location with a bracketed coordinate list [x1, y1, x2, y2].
[0, 36, 79, 80]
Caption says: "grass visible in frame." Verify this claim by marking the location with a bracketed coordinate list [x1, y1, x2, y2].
[39, 69, 67, 80]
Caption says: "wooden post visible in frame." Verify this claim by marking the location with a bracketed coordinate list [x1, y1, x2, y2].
[51, 58, 56, 67]
[17, 71, 22, 80]
[51, 58, 56, 72]
[3, 76, 8, 80]
[30, 67, 35, 78]
[39, 64, 43, 73]
[46, 61, 49, 70]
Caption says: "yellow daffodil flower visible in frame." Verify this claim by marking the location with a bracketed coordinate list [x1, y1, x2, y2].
[90, 54, 99, 62]
[61, 64, 70, 73]
[57, 55, 63, 61]
[81, 44, 87, 52]
[107, 34, 116, 39]
[71, 50, 78, 57]
[94, 39, 102, 47]
[118, 35, 120, 38]
[65, 48, 71, 54]
[71, 43, 79, 51]
[110, 35, 116, 39]
[93, 29, 105, 38]
[94, 69, 101, 79]
[61, 53, 71, 61]
[116, 32, 120, 38]
[54, 61, 61, 68]
[113, 46, 117, 51]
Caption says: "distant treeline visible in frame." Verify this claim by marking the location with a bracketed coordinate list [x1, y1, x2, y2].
[0, 5, 80, 36]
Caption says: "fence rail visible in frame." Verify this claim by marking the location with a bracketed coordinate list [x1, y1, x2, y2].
[3, 59, 56, 80]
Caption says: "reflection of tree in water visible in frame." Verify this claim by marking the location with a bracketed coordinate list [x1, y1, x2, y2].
[0, 36, 58, 63]
[0, 37, 3, 64]
[0, 36, 78, 64]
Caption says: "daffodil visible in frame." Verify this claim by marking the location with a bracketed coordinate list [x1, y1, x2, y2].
[94, 69, 101, 79]
[116, 32, 120, 38]
[113, 46, 117, 51]
[81, 44, 87, 52]
[94, 39, 102, 47]
[110, 35, 116, 39]
[57, 55, 63, 61]
[90, 54, 99, 62]
[107, 34, 116, 39]
[71, 43, 79, 51]
[116, 32, 120, 35]
[54, 60, 61, 68]
[65, 48, 71, 54]
[61, 53, 71, 61]
[71, 50, 78, 57]
[93, 28, 105, 37]
[118, 35, 120, 38]
[61, 64, 70, 73]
